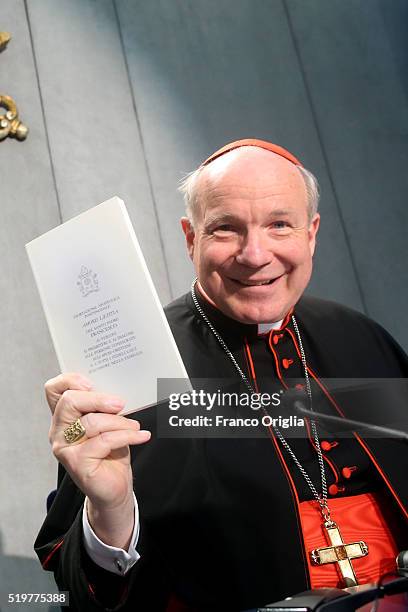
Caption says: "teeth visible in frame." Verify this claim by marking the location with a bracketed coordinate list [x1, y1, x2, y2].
[239, 279, 272, 286]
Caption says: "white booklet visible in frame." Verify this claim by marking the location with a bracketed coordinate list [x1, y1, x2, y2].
[26, 196, 191, 414]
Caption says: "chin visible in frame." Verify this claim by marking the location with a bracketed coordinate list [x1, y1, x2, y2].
[223, 300, 286, 324]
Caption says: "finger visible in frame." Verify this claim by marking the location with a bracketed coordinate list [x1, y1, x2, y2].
[53, 415, 140, 450]
[77, 429, 151, 461]
[54, 390, 125, 425]
[45, 373, 93, 414]
[78, 414, 141, 439]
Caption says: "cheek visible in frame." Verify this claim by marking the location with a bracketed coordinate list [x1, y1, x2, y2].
[286, 238, 314, 264]
[280, 244, 313, 285]
[197, 243, 233, 271]
[290, 246, 314, 283]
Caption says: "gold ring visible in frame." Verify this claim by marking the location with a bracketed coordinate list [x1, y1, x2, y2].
[63, 418, 86, 444]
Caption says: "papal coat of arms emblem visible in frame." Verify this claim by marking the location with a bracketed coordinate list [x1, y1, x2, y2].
[77, 266, 99, 297]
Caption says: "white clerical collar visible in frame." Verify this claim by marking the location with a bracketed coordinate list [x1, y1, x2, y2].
[257, 320, 284, 335]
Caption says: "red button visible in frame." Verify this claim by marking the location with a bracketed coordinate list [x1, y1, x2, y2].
[329, 484, 345, 496]
[295, 384, 305, 391]
[282, 358, 294, 369]
[342, 466, 358, 479]
[273, 333, 284, 345]
[321, 440, 339, 452]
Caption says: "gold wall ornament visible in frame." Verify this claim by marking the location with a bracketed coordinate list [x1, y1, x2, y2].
[0, 31, 11, 52]
[0, 95, 28, 140]
[0, 32, 29, 141]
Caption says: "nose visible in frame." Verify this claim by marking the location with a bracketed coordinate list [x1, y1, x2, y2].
[235, 229, 273, 268]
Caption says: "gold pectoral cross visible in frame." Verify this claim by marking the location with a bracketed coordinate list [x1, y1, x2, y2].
[310, 521, 369, 587]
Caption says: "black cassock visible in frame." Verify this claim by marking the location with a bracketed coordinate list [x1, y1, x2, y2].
[35, 292, 408, 611]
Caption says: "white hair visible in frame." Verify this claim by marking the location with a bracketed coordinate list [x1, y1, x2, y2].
[179, 161, 320, 226]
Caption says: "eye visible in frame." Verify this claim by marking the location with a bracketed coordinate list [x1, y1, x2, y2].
[216, 224, 235, 232]
[268, 220, 293, 236]
[271, 220, 290, 229]
[210, 224, 237, 235]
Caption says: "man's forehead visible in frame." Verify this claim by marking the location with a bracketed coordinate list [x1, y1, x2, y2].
[188, 147, 310, 225]
[197, 147, 305, 204]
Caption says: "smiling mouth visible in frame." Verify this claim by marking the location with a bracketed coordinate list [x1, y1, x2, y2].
[229, 276, 281, 287]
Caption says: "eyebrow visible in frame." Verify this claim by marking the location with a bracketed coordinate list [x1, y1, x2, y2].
[204, 209, 294, 226]
[204, 213, 239, 226]
[266, 209, 293, 217]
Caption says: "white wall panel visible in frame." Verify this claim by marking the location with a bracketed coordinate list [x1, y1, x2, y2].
[26, 0, 171, 303]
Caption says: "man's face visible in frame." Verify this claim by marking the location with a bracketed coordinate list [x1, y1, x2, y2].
[181, 148, 320, 324]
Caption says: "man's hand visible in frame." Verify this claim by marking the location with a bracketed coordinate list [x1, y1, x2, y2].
[45, 373, 151, 548]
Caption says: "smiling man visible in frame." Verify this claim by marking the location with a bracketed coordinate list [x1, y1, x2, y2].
[35, 140, 408, 611]
[180, 143, 320, 324]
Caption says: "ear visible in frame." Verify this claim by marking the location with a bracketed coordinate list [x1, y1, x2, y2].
[308, 213, 320, 256]
[181, 217, 196, 260]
